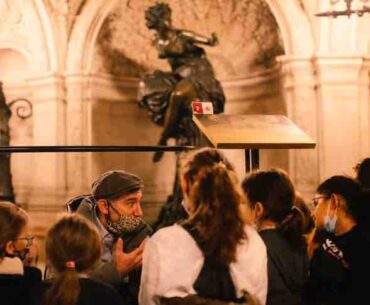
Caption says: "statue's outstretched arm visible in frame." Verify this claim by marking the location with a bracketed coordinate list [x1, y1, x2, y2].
[179, 30, 218, 46]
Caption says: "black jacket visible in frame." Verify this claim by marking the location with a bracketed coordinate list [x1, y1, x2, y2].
[0, 266, 41, 305]
[305, 225, 370, 305]
[260, 229, 309, 305]
[29, 278, 125, 305]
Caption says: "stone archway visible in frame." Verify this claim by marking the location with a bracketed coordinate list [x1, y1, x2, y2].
[66, 0, 119, 72]
[264, 0, 314, 56]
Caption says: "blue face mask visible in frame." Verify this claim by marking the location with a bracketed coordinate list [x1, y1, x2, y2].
[324, 204, 337, 234]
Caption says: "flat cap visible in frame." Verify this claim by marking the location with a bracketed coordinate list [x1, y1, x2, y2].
[92, 170, 143, 200]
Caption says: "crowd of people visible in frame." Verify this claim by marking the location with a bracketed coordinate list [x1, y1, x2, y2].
[1, 150, 369, 305]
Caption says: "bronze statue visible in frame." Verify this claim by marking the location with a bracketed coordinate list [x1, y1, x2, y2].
[0, 82, 14, 202]
[138, 3, 225, 229]
[139, 2, 225, 162]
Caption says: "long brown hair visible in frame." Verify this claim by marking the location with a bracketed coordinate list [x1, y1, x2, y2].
[180, 148, 246, 265]
[0, 201, 28, 258]
[43, 214, 102, 305]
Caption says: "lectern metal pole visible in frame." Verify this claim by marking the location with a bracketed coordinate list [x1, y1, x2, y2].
[245, 149, 259, 173]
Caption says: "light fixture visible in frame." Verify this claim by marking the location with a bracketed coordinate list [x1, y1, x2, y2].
[315, 0, 370, 18]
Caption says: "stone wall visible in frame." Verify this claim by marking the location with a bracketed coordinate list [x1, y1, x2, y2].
[0, 0, 369, 236]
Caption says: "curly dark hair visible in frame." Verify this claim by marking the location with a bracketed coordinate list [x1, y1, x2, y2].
[145, 2, 171, 23]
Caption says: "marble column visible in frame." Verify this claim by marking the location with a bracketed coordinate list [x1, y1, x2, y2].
[26, 74, 67, 233]
[278, 56, 320, 199]
[315, 55, 370, 177]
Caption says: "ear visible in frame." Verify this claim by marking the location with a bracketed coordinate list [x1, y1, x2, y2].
[255, 202, 265, 220]
[329, 194, 341, 210]
[5, 241, 15, 256]
[96, 199, 109, 215]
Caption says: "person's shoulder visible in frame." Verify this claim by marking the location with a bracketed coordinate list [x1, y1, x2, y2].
[23, 266, 42, 283]
[80, 277, 115, 290]
[148, 223, 196, 250]
[258, 228, 285, 245]
[244, 225, 266, 244]
[239, 225, 267, 253]
[79, 278, 124, 304]
[151, 223, 187, 239]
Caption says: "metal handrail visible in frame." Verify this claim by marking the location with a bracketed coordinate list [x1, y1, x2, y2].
[0, 145, 194, 153]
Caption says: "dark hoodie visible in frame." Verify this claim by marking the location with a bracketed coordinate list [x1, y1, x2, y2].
[259, 229, 309, 305]
[305, 225, 370, 305]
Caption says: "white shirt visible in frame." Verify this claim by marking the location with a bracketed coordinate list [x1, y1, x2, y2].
[139, 224, 268, 305]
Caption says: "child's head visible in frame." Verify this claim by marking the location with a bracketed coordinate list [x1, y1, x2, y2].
[242, 169, 307, 249]
[46, 213, 101, 274]
[0, 201, 31, 260]
[44, 214, 102, 305]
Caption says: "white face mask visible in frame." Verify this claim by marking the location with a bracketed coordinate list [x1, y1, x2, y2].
[324, 203, 338, 234]
[181, 199, 191, 215]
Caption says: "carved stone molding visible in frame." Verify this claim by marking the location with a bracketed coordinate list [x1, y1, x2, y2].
[0, 0, 23, 33]
[48, 0, 87, 31]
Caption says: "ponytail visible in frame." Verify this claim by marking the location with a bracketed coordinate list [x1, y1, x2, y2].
[279, 206, 307, 249]
[44, 214, 102, 305]
[43, 266, 80, 305]
[186, 163, 245, 265]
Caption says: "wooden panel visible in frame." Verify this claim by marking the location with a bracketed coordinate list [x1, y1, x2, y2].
[193, 114, 316, 149]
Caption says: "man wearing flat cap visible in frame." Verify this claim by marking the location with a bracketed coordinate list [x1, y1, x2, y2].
[76, 170, 152, 305]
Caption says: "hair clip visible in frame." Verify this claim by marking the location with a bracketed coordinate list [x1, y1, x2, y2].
[65, 261, 76, 269]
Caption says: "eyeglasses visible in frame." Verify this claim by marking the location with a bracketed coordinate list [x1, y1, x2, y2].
[15, 235, 35, 247]
[312, 196, 329, 207]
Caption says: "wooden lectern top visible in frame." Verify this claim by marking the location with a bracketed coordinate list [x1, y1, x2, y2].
[193, 114, 316, 149]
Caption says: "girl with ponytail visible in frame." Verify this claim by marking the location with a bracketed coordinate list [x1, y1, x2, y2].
[140, 148, 267, 305]
[242, 169, 308, 305]
[31, 214, 124, 305]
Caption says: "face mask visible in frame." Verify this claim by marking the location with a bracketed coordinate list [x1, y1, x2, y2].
[181, 199, 191, 215]
[12, 247, 30, 261]
[324, 203, 337, 234]
[106, 202, 142, 236]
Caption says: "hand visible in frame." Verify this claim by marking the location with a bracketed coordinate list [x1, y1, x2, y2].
[113, 238, 147, 275]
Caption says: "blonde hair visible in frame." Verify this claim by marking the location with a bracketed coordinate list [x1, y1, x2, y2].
[43, 214, 102, 305]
